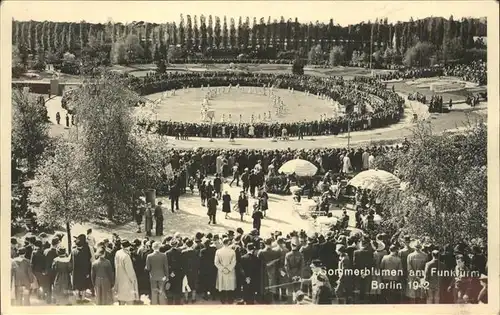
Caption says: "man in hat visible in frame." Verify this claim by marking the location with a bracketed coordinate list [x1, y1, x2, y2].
[258, 238, 281, 303]
[165, 239, 184, 304]
[477, 274, 487, 304]
[240, 243, 263, 304]
[335, 245, 353, 304]
[299, 237, 314, 294]
[380, 245, 403, 304]
[285, 238, 304, 302]
[207, 193, 219, 225]
[407, 240, 429, 303]
[39, 232, 51, 250]
[30, 239, 46, 300]
[70, 234, 93, 302]
[91, 248, 115, 305]
[154, 201, 164, 236]
[146, 241, 169, 305]
[170, 176, 181, 213]
[318, 232, 338, 288]
[353, 238, 375, 303]
[181, 239, 200, 303]
[114, 240, 139, 305]
[43, 237, 60, 304]
[424, 250, 443, 304]
[398, 235, 413, 302]
[199, 239, 217, 300]
[144, 205, 153, 237]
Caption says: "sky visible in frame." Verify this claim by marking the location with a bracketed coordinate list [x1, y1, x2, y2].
[4, 1, 491, 26]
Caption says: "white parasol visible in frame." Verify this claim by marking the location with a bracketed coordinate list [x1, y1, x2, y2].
[278, 159, 318, 177]
[348, 169, 401, 191]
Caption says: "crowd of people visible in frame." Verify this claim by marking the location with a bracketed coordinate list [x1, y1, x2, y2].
[375, 61, 487, 86]
[136, 143, 409, 198]
[11, 207, 488, 306]
[130, 72, 404, 139]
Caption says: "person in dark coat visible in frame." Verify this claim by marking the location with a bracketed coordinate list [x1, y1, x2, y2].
[137, 240, 153, 297]
[237, 191, 249, 221]
[222, 191, 231, 219]
[30, 240, 46, 300]
[169, 177, 180, 212]
[65, 113, 70, 127]
[199, 181, 207, 206]
[55, 112, 61, 125]
[205, 181, 214, 200]
[44, 237, 60, 304]
[213, 174, 222, 199]
[249, 170, 258, 198]
[70, 236, 92, 302]
[353, 238, 375, 302]
[154, 201, 164, 236]
[240, 243, 264, 304]
[165, 239, 184, 304]
[207, 194, 218, 225]
[134, 199, 145, 233]
[181, 239, 200, 303]
[91, 248, 114, 305]
[252, 205, 264, 234]
[144, 206, 153, 237]
[241, 169, 250, 193]
[198, 239, 218, 300]
[51, 248, 72, 305]
[259, 188, 269, 217]
[130, 239, 148, 301]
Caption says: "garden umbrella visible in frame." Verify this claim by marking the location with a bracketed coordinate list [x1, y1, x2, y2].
[348, 169, 401, 191]
[278, 159, 318, 177]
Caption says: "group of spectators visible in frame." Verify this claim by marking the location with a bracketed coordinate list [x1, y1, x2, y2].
[144, 143, 406, 194]
[130, 72, 404, 139]
[11, 212, 488, 306]
[375, 61, 487, 86]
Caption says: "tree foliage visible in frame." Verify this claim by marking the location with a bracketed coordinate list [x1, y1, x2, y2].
[403, 41, 435, 67]
[30, 140, 99, 250]
[110, 34, 144, 65]
[307, 44, 323, 65]
[375, 122, 487, 245]
[12, 16, 486, 66]
[70, 73, 142, 220]
[328, 45, 345, 66]
[11, 89, 51, 173]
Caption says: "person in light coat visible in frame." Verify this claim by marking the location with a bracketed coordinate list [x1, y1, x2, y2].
[114, 240, 139, 305]
[214, 238, 237, 304]
[368, 153, 375, 169]
[362, 149, 370, 170]
[406, 240, 429, 303]
[342, 155, 352, 174]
